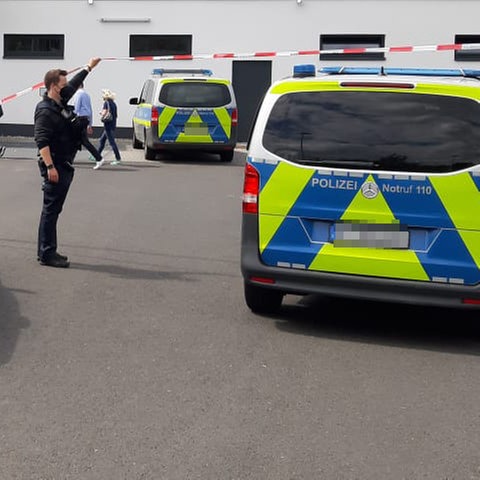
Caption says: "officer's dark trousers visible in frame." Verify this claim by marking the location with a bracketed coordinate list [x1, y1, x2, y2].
[37, 165, 74, 261]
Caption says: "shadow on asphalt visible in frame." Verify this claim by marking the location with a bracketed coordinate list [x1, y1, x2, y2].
[70, 261, 237, 281]
[266, 294, 480, 355]
[0, 279, 31, 365]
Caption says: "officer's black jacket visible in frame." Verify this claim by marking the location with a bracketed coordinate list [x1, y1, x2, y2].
[34, 69, 89, 165]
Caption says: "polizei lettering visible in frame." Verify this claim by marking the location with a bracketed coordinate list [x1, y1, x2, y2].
[311, 177, 358, 190]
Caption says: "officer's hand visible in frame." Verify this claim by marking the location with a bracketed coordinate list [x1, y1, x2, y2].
[47, 167, 59, 184]
[87, 57, 101, 70]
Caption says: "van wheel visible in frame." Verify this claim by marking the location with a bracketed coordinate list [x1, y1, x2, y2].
[244, 282, 284, 314]
[144, 141, 156, 160]
[132, 129, 142, 149]
[220, 150, 234, 162]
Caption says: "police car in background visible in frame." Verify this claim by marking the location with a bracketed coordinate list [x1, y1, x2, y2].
[241, 64, 480, 314]
[129, 68, 237, 161]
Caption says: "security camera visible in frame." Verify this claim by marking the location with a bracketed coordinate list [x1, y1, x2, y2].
[296, 0, 303, 5]
[88, 0, 94, 4]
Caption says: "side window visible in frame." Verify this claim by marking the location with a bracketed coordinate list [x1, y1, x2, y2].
[319, 34, 385, 61]
[4, 34, 64, 59]
[454, 34, 480, 61]
[139, 80, 154, 104]
[129, 34, 192, 57]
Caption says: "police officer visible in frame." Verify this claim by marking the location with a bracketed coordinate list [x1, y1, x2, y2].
[34, 57, 101, 268]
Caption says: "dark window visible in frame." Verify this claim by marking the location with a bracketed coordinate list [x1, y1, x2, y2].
[140, 80, 155, 104]
[454, 34, 480, 61]
[130, 34, 192, 57]
[159, 82, 231, 107]
[262, 91, 480, 173]
[4, 34, 64, 59]
[320, 34, 385, 61]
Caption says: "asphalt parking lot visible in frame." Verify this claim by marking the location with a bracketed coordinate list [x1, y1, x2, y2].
[3, 135, 480, 479]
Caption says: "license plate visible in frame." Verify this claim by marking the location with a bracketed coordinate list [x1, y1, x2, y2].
[332, 222, 409, 249]
[184, 123, 208, 135]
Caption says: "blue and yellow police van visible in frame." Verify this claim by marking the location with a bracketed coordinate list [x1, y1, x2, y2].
[129, 68, 237, 161]
[241, 64, 480, 313]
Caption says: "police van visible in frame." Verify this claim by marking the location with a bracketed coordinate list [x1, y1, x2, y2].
[241, 64, 480, 313]
[129, 68, 237, 161]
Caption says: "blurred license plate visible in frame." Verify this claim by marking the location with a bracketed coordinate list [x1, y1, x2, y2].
[185, 123, 208, 135]
[332, 222, 409, 249]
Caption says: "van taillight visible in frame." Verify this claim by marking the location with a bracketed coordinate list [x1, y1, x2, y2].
[231, 108, 238, 126]
[242, 163, 259, 214]
[151, 107, 159, 126]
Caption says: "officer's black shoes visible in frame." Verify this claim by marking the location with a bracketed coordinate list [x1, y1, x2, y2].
[37, 252, 68, 262]
[39, 252, 70, 268]
[40, 257, 70, 268]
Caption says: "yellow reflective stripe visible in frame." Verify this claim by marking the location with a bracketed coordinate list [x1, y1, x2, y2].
[271, 81, 339, 94]
[133, 104, 152, 127]
[161, 79, 231, 86]
[158, 106, 177, 136]
[259, 162, 313, 253]
[133, 118, 150, 127]
[177, 109, 212, 143]
[430, 172, 480, 268]
[341, 174, 398, 224]
[311, 244, 429, 280]
[416, 83, 480, 100]
[214, 107, 232, 137]
[271, 81, 480, 101]
[176, 135, 212, 143]
[309, 173, 428, 280]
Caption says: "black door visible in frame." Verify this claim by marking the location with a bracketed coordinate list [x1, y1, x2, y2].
[232, 60, 272, 142]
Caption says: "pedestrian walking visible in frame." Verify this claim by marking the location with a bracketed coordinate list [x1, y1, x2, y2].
[72, 81, 104, 169]
[96, 88, 121, 169]
[34, 57, 101, 268]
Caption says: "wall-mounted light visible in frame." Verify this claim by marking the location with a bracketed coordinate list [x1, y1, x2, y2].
[100, 17, 151, 23]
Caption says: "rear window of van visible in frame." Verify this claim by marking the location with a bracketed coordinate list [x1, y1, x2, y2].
[262, 91, 480, 173]
[159, 82, 232, 108]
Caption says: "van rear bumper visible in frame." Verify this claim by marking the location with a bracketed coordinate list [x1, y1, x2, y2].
[241, 214, 480, 309]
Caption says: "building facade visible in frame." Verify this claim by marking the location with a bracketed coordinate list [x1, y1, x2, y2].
[1, 0, 480, 140]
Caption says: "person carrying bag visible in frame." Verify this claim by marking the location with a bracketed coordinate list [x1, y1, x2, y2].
[95, 88, 121, 168]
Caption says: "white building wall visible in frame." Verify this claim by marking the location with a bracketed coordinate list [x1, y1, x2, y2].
[1, 0, 480, 128]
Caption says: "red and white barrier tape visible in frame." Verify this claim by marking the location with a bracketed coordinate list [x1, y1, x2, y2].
[102, 42, 480, 62]
[2, 42, 480, 106]
[1, 67, 82, 106]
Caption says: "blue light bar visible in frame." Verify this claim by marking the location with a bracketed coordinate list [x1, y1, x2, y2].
[293, 64, 316, 78]
[152, 68, 213, 76]
[319, 66, 480, 77]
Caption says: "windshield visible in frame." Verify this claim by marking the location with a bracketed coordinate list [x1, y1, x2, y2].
[262, 91, 480, 172]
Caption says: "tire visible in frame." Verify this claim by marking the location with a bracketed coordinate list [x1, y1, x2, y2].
[132, 128, 142, 149]
[143, 133, 156, 160]
[244, 282, 284, 315]
[220, 149, 234, 162]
